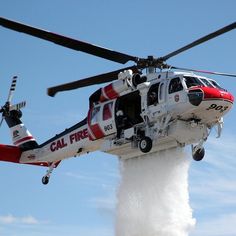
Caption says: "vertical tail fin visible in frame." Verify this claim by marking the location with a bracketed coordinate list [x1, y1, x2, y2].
[5, 110, 38, 150]
[1, 76, 38, 150]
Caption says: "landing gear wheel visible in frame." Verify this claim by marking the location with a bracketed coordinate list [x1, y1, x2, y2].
[139, 136, 152, 153]
[193, 148, 205, 161]
[42, 176, 50, 185]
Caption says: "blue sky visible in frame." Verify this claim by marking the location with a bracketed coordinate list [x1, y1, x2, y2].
[0, 1, 236, 235]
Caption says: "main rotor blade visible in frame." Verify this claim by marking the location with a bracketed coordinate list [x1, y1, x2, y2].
[0, 17, 137, 64]
[47, 66, 138, 97]
[172, 66, 236, 77]
[0, 117, 4, 128]
[162, 22, 236, 61]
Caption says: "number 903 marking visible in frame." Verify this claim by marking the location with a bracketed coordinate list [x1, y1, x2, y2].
[206, 103, 229, 113]
[104, 124, 113, 132]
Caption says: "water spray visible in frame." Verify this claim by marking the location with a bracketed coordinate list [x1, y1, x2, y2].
[115, 148, 195, 236]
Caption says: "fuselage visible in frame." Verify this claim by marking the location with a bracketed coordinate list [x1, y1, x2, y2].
[17, 71, 234, 163]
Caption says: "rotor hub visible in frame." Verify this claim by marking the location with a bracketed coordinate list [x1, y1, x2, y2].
[136, 56, 169, 69]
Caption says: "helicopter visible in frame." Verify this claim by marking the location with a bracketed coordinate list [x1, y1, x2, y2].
[0, 17, 235, 185]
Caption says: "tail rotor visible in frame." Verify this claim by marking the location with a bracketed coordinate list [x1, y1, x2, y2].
[0, 76, 26, 127]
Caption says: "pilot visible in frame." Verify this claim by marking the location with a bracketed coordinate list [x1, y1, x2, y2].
[169, 78, 183, 93]
[149, 91, 158, 105]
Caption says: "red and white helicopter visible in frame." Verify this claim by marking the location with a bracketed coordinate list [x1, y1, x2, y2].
[0, 17, 235, 184]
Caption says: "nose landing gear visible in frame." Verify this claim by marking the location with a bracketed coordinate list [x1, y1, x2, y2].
[192, 147, 205, 161]
[192, 143, 205, 161]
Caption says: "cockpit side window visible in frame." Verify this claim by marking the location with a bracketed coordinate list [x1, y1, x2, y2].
[168, 77, 183, 94]
[184, 76, 204, 88]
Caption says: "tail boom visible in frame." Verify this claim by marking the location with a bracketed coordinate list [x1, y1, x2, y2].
[0, 144, 59, 167]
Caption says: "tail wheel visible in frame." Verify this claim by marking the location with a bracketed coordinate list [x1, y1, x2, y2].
[139, 136, 152, 153]
[42, 176, 50, 185]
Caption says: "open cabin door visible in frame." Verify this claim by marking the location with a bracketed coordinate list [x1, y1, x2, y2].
[115, 91, 143, 136]
[87, 100, 116, 140]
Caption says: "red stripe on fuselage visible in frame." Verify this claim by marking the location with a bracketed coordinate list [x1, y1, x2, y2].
[87, 109, 105, 141]
[104, 84, 119, 99]
[100, 84, 119, 102]
[13, 136, 34, 146]
[90, 124, 105, 140]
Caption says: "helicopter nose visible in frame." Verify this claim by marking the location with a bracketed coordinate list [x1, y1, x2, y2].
[188, 87, 234, 106]
[188, 89, 204, 106]
[202, 87, 234, 103]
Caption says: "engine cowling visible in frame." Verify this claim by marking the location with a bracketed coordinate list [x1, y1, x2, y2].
[99, 70, 146, 102]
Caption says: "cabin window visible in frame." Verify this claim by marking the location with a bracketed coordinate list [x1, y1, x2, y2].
[148, 83, 160, 106]
[184, 76, 204, 88]
[103, 102, 113, 121]
[91, 106, 100, 125]
[168, 77, 183, 94]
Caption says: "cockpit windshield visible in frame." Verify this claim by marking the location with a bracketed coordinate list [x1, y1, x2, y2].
[200, 77, 225, 90]
[199, 78, 214, 88]
[184, 76, 204, 88]
[209, 79, 224, 90]
[184, 75, 225, 90]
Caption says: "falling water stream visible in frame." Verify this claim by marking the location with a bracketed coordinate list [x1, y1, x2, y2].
[115, 148, 195, 236]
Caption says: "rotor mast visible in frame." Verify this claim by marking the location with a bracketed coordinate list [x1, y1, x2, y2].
[146, 56, 156, 74]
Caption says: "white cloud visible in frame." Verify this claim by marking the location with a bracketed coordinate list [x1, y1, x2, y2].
[21, 215, 40, 225]
[0, 214, 16, 224]
[0, 214, 42, 225]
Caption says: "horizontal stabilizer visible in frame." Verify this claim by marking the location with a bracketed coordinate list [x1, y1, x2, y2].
[0, 144, 22, 163]
[0, 144, 61, 167]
